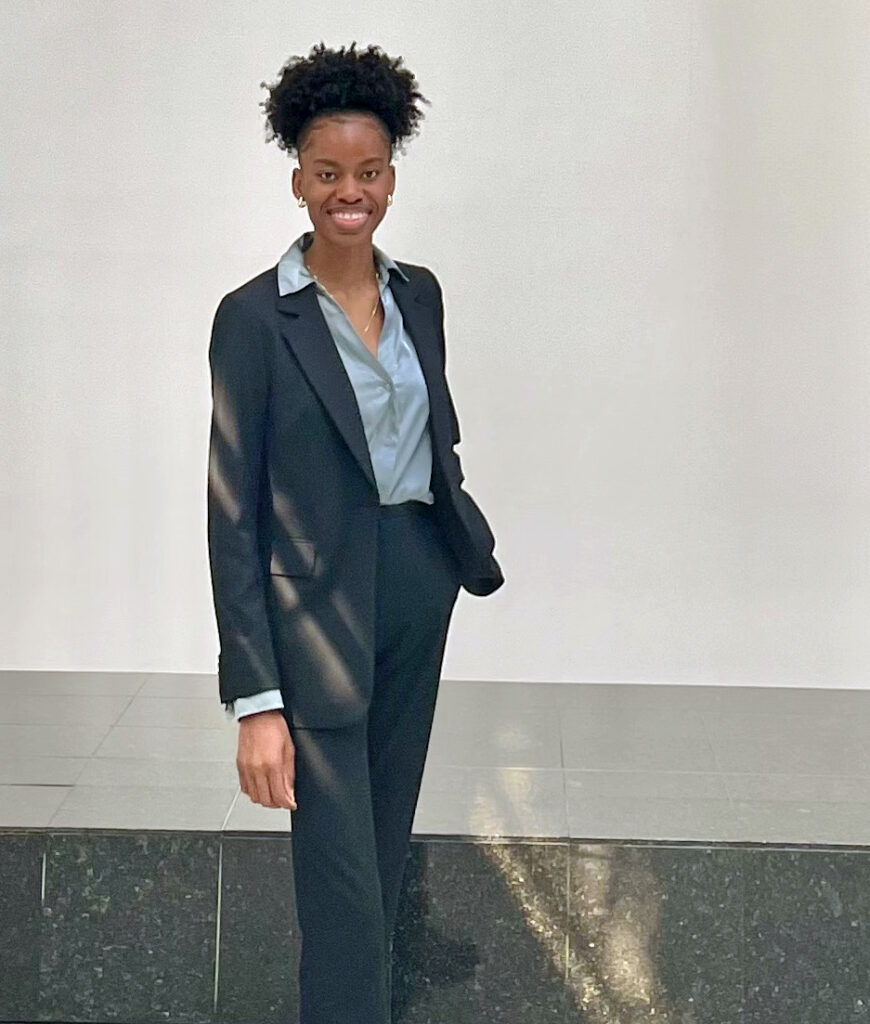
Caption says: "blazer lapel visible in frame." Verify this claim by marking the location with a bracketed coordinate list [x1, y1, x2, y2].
[275, 265, 450, 494]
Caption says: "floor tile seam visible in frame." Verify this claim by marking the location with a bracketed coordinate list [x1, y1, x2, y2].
[50, 782, 239, 808]
[425, 762, 565, 771]
[212, 839, 223, 1015]
[108, 676, 145, 731]
[19, 764, 870, 779]
[563, 838, 571, 987]
[93, 724, 236, 736]
[563, 768, 734, 777]
[43, 777, 81, 828]
[102, 721, 235, 732]
[87, 755, 232, 765]
[696, 707, 730, 805]
[9, 780, 238, 791]
[6, 826, 868, 852]
[221, 788, 242, 830]
[558, 715, 569, 845]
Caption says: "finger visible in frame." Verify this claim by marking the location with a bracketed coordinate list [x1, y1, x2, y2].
[237, 764, 250, 801]
[268, 766, 294, 810]
[253, 770, 278, 808]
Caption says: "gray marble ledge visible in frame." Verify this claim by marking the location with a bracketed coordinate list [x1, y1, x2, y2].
[2, 673, 870, 845]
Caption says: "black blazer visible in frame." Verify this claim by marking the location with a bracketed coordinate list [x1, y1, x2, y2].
[207, 258, 504, 729]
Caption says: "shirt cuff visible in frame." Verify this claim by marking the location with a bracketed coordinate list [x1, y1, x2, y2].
[225, 689, 285, 722]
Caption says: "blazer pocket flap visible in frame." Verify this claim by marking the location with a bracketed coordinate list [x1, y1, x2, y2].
[269, 535, 317, 577]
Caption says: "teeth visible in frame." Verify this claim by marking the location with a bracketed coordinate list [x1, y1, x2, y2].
[332, 212, 366, 219]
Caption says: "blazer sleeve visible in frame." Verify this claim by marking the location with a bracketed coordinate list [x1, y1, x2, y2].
[424, 268, 503, 594]
[207, 293, 281, 706]
[425, 270, 465, 485]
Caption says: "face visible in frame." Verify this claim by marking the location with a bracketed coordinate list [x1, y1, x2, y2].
[292, 113, 396, 245]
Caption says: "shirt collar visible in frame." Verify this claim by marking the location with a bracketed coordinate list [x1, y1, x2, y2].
[276, 229, 409, 296]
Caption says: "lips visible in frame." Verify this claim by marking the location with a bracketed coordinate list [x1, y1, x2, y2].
[327, 210, 371, 230]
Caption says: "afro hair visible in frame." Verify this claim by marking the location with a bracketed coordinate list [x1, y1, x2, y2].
[260, 41, 430, 161]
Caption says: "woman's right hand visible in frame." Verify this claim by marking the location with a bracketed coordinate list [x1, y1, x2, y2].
[236, 709, 297, 810]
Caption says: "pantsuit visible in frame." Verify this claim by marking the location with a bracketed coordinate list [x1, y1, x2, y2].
[208, 237, 503, 1023]
[286, 500, 460, 1024]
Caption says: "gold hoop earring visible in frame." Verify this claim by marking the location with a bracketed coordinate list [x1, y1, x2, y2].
[387, 194, 393, 206]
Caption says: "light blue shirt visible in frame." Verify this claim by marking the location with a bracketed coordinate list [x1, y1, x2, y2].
[225, 230, 434, 721]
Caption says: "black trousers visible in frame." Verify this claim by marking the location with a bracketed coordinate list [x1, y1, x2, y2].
[284, 499, 461, 1024]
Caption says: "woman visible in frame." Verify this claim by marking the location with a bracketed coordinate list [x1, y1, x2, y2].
[207, 41, 503, 1024]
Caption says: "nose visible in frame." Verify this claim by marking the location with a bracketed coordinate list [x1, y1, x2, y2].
[334, 176, 365, 204]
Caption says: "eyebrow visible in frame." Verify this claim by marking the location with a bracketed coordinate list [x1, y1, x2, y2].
[311, 157, 384, 167]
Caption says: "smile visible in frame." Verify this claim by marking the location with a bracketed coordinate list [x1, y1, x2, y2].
[329, 210, 370, 225]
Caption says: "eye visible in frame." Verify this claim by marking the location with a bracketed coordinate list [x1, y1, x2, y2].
[317, 170, 380, 182]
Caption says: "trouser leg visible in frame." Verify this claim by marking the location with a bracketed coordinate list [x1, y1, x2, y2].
[368, 505, 461, 954]
[286, 503, 459, 1024]
[288, 721, 388, 1024]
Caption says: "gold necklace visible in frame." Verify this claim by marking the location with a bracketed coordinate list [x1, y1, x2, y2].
[303, 256, 382, 334]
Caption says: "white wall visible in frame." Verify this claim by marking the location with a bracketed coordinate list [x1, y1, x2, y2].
[2, 0, 868, 687]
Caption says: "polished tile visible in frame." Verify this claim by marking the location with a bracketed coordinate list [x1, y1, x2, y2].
[675, 683, 870, 717]
[427, 706, 562, 768]
[47, 784, 237, 830]
[567, 791, 738, 842]
[730, 800, 870, 846]
[138, 671, 219, 699]
[560, 708, 717, 772]
[566, 760, 734, 842]
[114, 695, 229, 729]
[74, 755, 238, 789]
[722, 771, 870, 802]
[1, 672, 870, 845]
[702, 710, 870, 775]
[414, 766, 567, 837]
[0, 693, 132, 727]
[550, 681, 721, 712]
[541, 680, 870, 717]
[1, 824, 870, 1023]
[224, 790, 293, 832]
[93, 724, 237, 761]
[0, 785, 71, 826]
[0, 670, 145, 696]
[0, 723, 110, 759]
[438, 678, 571, 714]
[565, 768, 730, 801]
[0, 757, 87, 785]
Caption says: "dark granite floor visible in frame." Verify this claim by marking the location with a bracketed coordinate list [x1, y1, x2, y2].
[2, 830, 869, 1023]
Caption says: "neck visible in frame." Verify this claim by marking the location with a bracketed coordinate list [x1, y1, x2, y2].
[304, 231, 377, 294]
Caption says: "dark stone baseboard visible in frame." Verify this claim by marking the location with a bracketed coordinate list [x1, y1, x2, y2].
[1, 830, 868, 1023]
